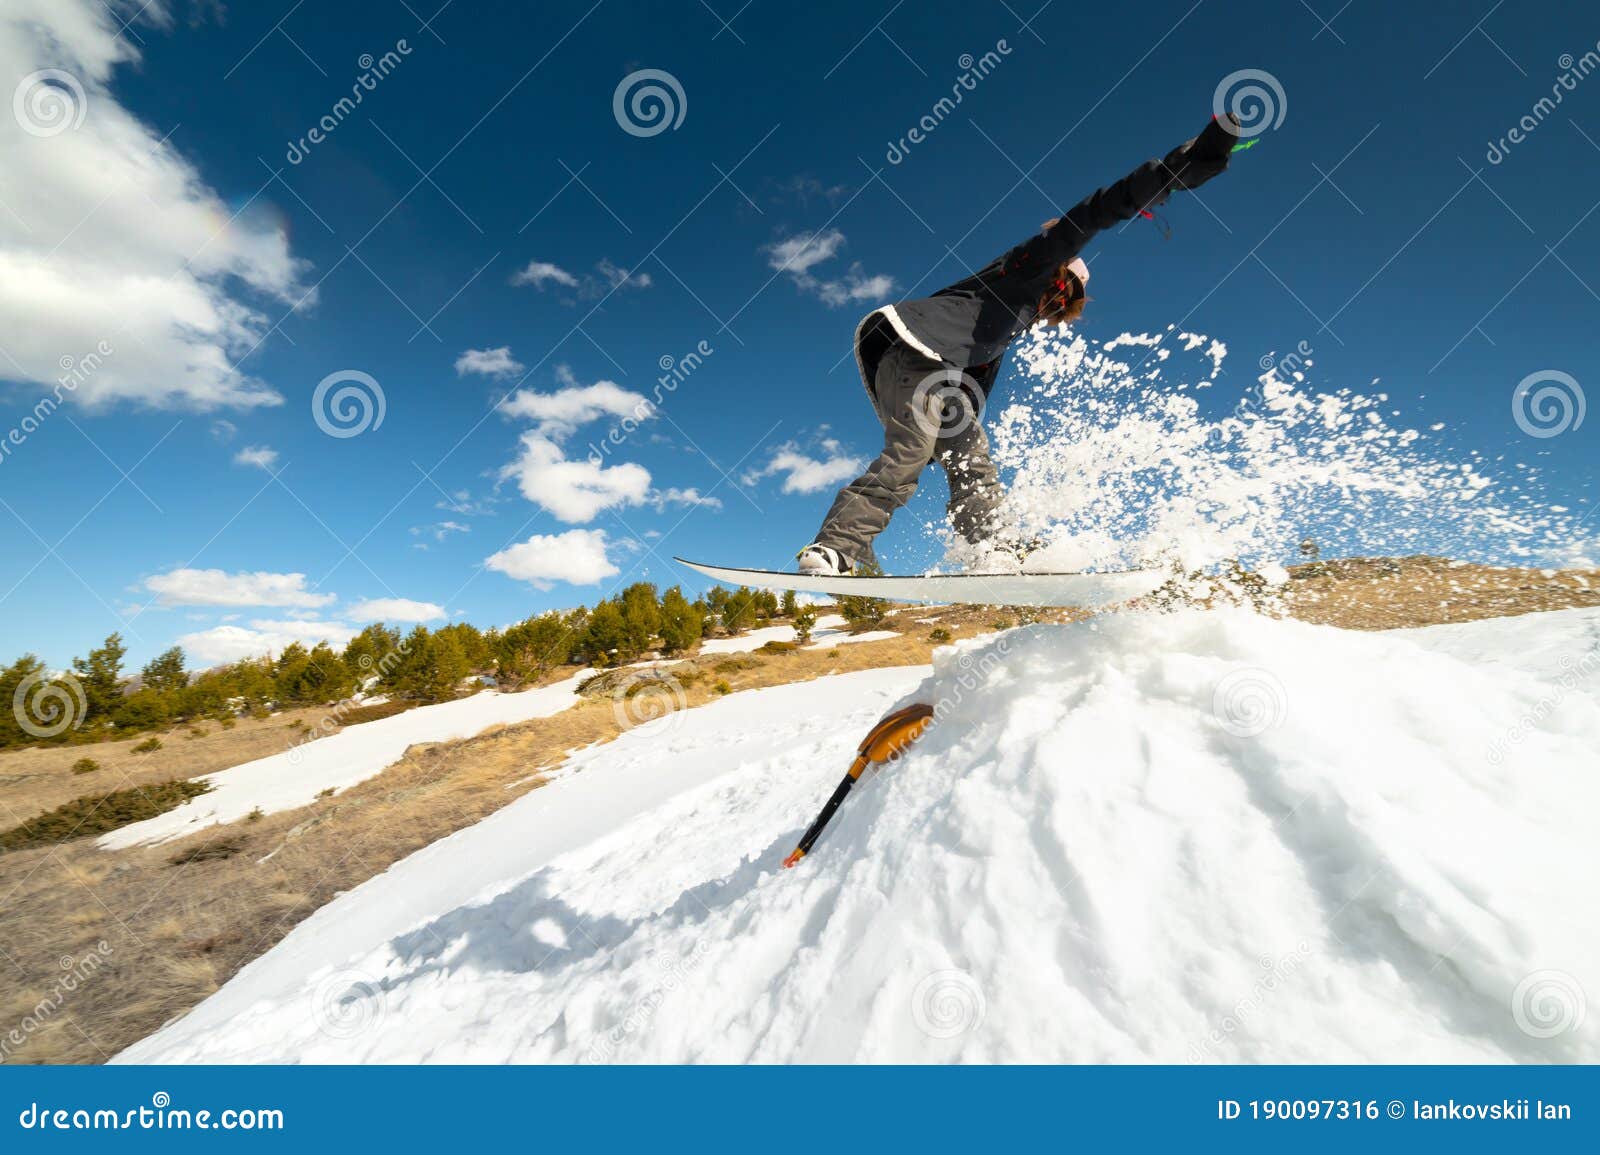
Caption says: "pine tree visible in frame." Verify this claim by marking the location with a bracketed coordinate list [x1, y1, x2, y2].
[436, 622, 490, 671]
[618, 582, 661, 655]
[582, 601, 629, 666]
[792, 604, 818, 644]
[0, 655, 48, 748]
[722, 586, 759, 635]
[497, 613, 573, 685]
[71, 633, 126, 723]
[658, 586, 703, 654]
[780, 589, 798, 619]
[141, 646, 188, 693]
[343, 623, 402, 683]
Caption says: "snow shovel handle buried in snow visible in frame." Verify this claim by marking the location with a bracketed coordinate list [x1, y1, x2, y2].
[782, 702, 935, 869]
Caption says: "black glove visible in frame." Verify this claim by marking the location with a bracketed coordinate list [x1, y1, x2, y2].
[1171, 111, 1241, 190]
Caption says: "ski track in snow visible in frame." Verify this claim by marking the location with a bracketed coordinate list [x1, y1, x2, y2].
[118, 609, 1600, 1064]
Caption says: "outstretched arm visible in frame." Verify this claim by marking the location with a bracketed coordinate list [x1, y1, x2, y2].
[1043, 112, 1242, 262]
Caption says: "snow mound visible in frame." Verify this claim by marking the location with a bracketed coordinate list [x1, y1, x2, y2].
[120, 610, 1600, 1063]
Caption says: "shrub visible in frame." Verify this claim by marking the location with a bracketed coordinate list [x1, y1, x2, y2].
[71, 757, 99, 775]
[0, 779, 212, 851]
[792, 605, 818, 644]
[836, 564, 890, 629]
[168, 839, 242, 866]
[713, 679, 732, 695]
[760, 640, 797, 654]
[246, 807, 264, 823]
[132, 737, 162, 754]
[928, 627, 952, 643]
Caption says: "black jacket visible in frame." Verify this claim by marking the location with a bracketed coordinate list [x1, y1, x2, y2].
[854, 113, 1242, 411]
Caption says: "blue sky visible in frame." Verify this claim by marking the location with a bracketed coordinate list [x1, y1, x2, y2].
[1, 0, 1596, 670]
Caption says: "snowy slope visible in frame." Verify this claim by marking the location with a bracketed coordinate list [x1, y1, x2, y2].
[100, 671, 591, 849]
[119, 609, 1600, 1063]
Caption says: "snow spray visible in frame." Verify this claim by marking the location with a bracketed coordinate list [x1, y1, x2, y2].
[957, 326, 1587, 577]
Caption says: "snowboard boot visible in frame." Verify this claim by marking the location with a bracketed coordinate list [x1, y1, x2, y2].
[796, 543, 853, 576]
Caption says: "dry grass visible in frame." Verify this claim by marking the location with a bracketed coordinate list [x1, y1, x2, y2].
[2, 558, 1596, 1063]
[1, 704, 376, 824]
[1280, 556, 1600, 629]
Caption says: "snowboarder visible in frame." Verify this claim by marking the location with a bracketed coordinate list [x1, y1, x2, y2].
[796, 110, 1245, 576]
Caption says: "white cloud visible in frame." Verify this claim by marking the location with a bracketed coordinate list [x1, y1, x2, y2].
[744, 444, 864, 493]
[500, 431, 652, 522]
[0, 2, 311, 409]
[454, 346, 525, 379]
[498, 380, 654, 437]
[512, 258, 652, 299]
[765, 229, 893, 308]
[510, 260, 578, 289]
[232, 445, 278, 470]
[411, 520, 470, 542]
[766, 229, 847, 274]
[652, 486, 722, 510]
[485, 528, 619, 589]
[816, 266, 896, 306]
[434, 489, 493, 516]
[346, 597, 446, 623]
[595, 257, 652, 291]
[210, 419, 236, 442]
[178, 619, 358, 664]
[144, 567, 335, 609]
[496, 372, 715, 525]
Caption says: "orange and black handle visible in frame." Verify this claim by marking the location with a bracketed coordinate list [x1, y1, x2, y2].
[782, 702, 934, 869]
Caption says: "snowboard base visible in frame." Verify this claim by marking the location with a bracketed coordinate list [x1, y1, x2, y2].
[674, 558, 1166, 609]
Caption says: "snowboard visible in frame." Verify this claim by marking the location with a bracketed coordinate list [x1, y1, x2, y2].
[675, 558, 1167, 609]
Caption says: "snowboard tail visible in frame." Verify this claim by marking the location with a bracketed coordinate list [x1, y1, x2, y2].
[674, 558, 1165, 609]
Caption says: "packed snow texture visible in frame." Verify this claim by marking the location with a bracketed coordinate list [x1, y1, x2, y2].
[97, 672, 590, 849]
[120, 607, 1599, 1063]
[968, 327, 1587, 575]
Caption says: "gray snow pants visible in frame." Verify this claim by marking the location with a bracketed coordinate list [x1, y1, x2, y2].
[813, 340, 1005, 568]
